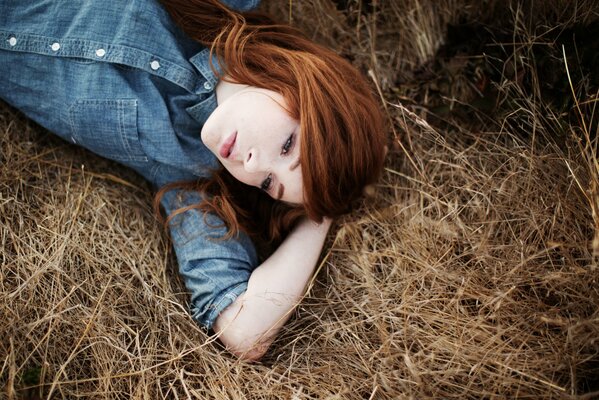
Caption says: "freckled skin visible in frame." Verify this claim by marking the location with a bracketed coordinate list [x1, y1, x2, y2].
[201, 82, 304, 204]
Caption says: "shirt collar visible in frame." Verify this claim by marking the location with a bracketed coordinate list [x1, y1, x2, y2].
[189, 48, 221, 94]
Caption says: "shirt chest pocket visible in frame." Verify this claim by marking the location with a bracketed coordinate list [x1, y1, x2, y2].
[68, 99, 148, 163]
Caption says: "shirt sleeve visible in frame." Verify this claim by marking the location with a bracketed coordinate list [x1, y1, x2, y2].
[220, 0, 261, 12]
[159, 187, 258, 330]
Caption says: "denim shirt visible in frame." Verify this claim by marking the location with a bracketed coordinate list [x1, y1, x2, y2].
[0, 0, 260, 329]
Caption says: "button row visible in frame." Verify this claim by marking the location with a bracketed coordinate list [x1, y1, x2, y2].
[5, 36, 162, 71]
[5, 35, 215, 91]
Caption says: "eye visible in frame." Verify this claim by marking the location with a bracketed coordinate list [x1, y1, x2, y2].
[260, 173, 273, 192]
[281, 134, 294, 155]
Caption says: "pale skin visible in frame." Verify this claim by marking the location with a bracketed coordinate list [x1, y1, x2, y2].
[201, 80, 305, 205]
[214, 217, 332, 361]
[203, 78, 333, 361]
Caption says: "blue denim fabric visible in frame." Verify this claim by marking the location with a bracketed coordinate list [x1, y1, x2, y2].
[0, 0, 260, 329]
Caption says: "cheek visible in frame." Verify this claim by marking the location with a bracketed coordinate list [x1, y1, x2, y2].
[223, 164, 255, 188]
[243, 97, 293, 134]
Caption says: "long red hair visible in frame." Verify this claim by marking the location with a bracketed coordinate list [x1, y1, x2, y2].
[155, 0, 387, 244]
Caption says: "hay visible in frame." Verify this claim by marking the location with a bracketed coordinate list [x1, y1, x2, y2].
[1, 0, 598, 398]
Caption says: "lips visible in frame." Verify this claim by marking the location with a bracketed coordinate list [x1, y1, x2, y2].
[219, 131, 237, 159]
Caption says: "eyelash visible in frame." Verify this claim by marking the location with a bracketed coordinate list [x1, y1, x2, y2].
[260, 173, 273, 191]
[281, 134, 294, 155]
[260, 134, 295, 192]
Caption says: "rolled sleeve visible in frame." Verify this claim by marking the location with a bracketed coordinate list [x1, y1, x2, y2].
[160, 188, 258, 330]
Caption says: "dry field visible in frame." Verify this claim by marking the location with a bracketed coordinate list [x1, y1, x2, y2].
[1, 0, 598, 399]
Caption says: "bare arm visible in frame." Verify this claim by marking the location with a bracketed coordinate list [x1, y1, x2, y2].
[213, 217, 332, 361]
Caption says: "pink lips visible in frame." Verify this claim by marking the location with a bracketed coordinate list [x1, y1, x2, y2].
[219, 132, 237, 159]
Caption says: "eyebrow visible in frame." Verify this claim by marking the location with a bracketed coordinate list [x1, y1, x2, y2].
[289, 158, 300, 171]
[276, 158, 300, 200]
[276, 184, 285, 201]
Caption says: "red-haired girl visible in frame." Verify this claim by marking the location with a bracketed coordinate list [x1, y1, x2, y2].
[0, 0, 386, 360]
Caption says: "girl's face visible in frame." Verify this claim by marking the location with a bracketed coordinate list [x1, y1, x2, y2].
[201, 84, 304, 204]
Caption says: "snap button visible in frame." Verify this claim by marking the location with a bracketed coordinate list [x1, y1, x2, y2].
[51, 42, 60, 51]
[95, 48, 106, 57]
[203, 81, 213, 90]
[8, 36, 17, 46]
[150, 60, 160, 70]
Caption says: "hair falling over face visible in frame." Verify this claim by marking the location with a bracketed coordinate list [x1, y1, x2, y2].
[155, 0, 387, 245]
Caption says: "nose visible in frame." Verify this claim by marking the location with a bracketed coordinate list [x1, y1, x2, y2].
[244, 148, 260, 173]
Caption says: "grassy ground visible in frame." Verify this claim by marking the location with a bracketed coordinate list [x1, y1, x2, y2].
[1, 0, 598, 398]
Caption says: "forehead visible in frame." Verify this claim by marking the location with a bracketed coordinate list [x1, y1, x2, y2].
[278, 165, 304, 205]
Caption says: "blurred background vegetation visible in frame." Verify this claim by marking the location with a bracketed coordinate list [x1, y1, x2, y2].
[1, 0, 598, 398]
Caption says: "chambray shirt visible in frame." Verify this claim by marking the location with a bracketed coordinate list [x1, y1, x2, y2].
[0, 0, 260, 329]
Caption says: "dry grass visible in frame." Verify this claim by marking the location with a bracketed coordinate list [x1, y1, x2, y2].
[2, 0, 599, 398]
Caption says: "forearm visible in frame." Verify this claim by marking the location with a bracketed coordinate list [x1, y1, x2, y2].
[214, 217, 332, 360]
